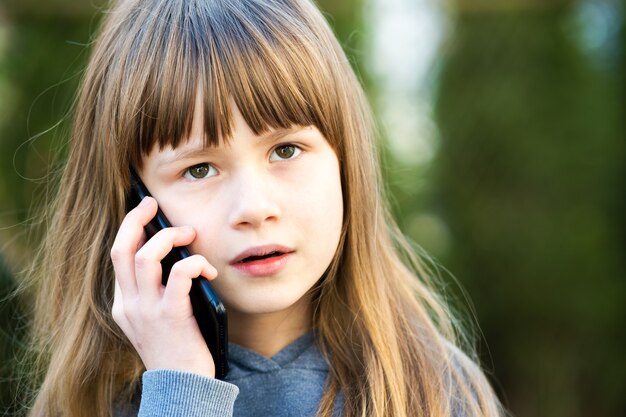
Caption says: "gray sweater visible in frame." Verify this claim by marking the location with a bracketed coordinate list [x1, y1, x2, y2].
[120, 332, 340, 417]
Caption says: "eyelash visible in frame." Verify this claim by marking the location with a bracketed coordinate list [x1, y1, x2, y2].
[269, 143, 302, 161]
[182, 143, 303, 180]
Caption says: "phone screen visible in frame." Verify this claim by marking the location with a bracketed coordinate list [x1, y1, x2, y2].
[126, 167, 229, 379]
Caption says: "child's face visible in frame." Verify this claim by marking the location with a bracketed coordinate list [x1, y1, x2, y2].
[139, 100, 343, 319]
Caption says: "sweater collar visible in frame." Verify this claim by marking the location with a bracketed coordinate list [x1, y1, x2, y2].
[225, 330, 329, 379]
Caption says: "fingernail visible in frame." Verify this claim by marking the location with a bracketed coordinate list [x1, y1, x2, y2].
[139, 196, 152, 207]
[182, 225, 194, 234]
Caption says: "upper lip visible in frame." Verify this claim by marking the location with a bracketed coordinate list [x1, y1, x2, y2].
[229, 244, 295, 264]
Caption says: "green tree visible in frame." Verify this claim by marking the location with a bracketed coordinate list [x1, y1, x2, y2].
[432, 3, 625, 417]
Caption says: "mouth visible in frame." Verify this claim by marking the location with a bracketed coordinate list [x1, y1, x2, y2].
[229, 245, 294, 277]
[239, 251, 284, 263]
[230, 244, 295, 265]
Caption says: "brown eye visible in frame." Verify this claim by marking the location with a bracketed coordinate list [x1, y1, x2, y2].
[270, 144, 301, 161]
[184, 163, 217, 180]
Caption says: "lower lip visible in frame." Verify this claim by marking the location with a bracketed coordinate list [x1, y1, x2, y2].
[230, 253, 291, 277]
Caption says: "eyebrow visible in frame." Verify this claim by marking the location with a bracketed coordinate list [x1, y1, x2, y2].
[156, 126, 303, 166]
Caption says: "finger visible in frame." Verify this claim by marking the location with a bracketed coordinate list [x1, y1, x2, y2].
[133, 226, 197, 298]
[110, 196, 158, 297]
[162, 254, 217, 308]
[136, 231, 147, 251]
[111, 278, 130, 335]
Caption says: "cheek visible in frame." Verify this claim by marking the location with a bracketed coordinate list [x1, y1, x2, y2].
[298, 162, 343, 240]
[187, 213, 225, 261]
[309, 179, 342, 225]
[160, 197, 223, 258]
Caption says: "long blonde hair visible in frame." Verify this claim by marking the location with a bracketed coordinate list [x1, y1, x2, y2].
[24, 0, 503, 416]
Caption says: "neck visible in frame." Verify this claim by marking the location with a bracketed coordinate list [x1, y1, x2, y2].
[228, 295, 313, 358]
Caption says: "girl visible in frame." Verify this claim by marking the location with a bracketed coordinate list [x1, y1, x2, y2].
[23, 0, 504, 416]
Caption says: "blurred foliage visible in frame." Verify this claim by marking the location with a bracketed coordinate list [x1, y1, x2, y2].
[432, 5, 625, 417]
[2, 0, 107, 18]
[452, 0, 575, 13]
[0, 16, 94, 265]
[0, 11, 97, 414]
[0, 255, 27, 416]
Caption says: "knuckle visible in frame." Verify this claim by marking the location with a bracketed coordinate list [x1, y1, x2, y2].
[188, 254, 205, 263]
[134, 250, 153, 269]
[109, 245, 126, 262]
[169, 258, 196, 278]
[111, 299, 126, 323]
[122, 300, 140, 320]
[154, 227, 174, 240]
[168, 262, 185, 278]
[111, 305, 124, 323]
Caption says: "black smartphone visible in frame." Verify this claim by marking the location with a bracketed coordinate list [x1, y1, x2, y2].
[126, 167, 228, 379]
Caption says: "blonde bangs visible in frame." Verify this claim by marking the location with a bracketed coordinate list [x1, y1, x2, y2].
[107, 0, 342, 169]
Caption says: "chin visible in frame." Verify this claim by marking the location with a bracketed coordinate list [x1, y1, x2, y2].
[221, 288, 311, 316]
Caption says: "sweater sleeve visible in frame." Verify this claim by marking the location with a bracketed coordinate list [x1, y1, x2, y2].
[138, 369, 239, 417]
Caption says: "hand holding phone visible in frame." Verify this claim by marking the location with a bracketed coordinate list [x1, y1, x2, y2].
[112, 168, 228, 379]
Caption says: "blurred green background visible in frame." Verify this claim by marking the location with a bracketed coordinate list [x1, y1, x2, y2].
[0, 0, 624, 416]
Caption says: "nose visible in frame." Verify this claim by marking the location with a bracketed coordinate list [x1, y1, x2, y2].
[227, 171, 282, 230]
